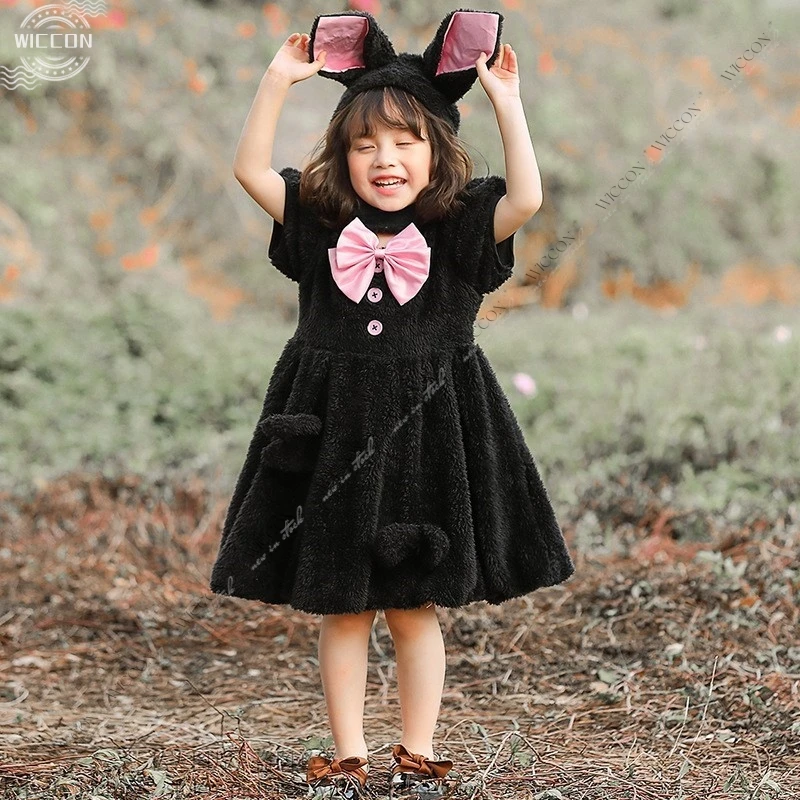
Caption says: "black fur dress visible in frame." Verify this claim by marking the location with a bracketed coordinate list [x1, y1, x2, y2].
[209, 167, 575, 614]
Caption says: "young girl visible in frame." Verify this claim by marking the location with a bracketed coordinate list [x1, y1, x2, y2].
[210, 10, 575, 799]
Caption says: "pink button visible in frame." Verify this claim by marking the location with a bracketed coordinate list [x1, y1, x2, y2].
[367, 319, 383, 336]
[367, 287, 383, 303]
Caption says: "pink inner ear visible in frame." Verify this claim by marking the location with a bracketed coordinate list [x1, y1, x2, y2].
[314, 16, 369, 73]
[435, 11, 499, 76]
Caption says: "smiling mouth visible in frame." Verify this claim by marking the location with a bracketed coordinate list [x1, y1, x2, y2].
[372, 179, 406, 187]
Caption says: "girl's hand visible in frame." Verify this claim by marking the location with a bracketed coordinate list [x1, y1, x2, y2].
[265, 33, 327, 87]
[475, 43, 520, 103]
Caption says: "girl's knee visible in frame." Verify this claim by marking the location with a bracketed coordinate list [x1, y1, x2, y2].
[384, 603, 437, 636]
[322, 609, 377, 631]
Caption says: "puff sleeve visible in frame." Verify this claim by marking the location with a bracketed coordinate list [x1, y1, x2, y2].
[267, 166, 312, 283]
[442, 175, 516, 295]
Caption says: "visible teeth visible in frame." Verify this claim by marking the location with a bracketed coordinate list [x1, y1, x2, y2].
[375, 179, 403, 186]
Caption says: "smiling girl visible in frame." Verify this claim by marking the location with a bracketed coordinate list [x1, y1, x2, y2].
[211, 10, 574, 799]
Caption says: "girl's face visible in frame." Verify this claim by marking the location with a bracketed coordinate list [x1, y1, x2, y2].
[346, 123, 432, 210]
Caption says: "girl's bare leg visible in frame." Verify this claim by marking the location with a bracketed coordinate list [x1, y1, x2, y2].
[318, 609, 377, 760]
[384, 604, 445, 759]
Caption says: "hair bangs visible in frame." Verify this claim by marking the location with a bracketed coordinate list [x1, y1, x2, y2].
[343, 88, 428, 145]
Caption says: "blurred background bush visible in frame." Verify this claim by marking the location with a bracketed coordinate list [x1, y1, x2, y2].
[0, 0, 798, 531]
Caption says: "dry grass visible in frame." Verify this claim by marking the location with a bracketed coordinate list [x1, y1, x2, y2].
[1, 472, 798, 799]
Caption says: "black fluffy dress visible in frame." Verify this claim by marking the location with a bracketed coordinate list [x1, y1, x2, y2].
[209, 167, 575, 614]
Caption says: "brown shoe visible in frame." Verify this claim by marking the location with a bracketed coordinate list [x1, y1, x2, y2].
[306, 754, 369, 799]
[388, 744, 455, 799]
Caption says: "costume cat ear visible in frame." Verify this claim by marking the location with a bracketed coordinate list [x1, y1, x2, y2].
[422, 10, 503, 103]
[309, 11, 396, 86]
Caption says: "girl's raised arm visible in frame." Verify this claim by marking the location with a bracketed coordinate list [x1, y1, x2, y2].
[475, 43, 543, 244]
[233, 33, 327, 223]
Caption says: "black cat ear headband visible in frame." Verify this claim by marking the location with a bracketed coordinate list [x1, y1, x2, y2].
[308, 8, 504, 135]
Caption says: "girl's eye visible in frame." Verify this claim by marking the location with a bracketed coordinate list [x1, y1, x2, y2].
[354, 142, 414, 151]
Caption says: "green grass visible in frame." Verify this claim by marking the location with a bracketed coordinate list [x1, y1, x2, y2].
[484, 300, 799, 522]
[2, 289, 798, 531]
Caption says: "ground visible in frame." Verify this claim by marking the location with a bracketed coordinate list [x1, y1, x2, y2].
[0, 472, 797, 799]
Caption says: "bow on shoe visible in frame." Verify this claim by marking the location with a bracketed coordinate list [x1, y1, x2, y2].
[391, 744, 453, 779]
[328, 218, 431, 305]
[306, 754, 369, 784]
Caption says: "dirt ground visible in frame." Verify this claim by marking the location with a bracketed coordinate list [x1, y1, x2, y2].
[1, 472, 798, 799]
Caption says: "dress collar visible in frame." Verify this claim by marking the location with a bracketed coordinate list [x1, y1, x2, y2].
[353, 197, 420, 234]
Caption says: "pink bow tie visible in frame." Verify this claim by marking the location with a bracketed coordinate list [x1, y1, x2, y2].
[328, 217, 431, 305]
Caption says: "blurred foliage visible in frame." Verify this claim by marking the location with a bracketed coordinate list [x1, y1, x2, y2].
[0, 0, 798, 509]
[2, 287, 798, 534]
[0, 0, 797, 302]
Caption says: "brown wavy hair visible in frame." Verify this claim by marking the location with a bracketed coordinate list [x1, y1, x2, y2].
[298, 86, 473, 229]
